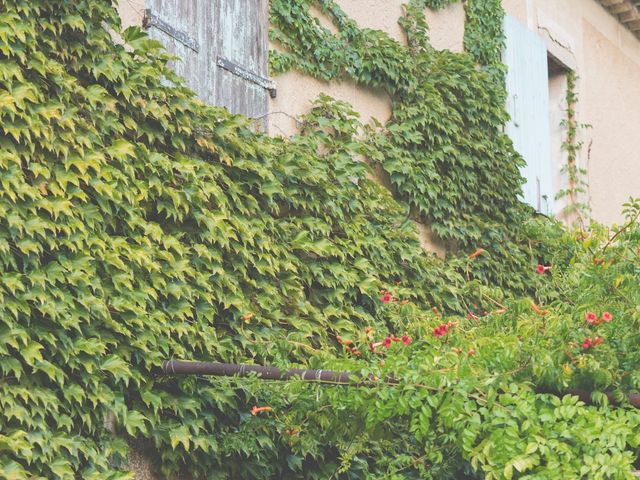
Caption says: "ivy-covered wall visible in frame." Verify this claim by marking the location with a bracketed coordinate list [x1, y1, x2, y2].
[0, 0, 589, 478]
[269, 0, 554, 291]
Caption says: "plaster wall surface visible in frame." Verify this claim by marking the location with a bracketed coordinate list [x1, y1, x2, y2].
[118, 0, 145, 29]
[268, 0, 465, 136]
[115, 0, 640, 224]
[582, 20, 640, 225]
[502, 0, 640, 224]
[424, 2, 466, 53]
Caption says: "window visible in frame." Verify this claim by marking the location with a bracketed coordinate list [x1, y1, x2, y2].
[503, 15, 553, 214]
[143, 0, 273, 126]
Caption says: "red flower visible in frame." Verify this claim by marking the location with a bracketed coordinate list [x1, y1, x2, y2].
[585, 312, 598, 325]
[380, 292, 393, 304]
[383, 337, 392, 348]
[601, 312, 613, 323]
[432, 324, 449, 337]
[402, 335, 412, 346]
[581, 335, 604, 350]
[369, 341, 384, 352]
[467, 348, 476, 357]
[251, 406, 273, 416]
[531, 302, 549, 316]
[536, 264, 552, 274]
[466, 311, 479, 321]
[468, 248, 486, 259]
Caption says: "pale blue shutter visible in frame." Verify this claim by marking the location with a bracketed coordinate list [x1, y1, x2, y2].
[503, 16, 553, 214]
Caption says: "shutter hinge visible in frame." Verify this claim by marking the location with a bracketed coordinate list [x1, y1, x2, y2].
[217, 56, 277, 98]
[142, 9, 200, 53]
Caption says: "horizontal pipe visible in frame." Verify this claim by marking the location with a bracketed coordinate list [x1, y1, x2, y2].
[161, 360, 639, 408]
[564, 388, 640, 409]
[160, 360, 392, 385]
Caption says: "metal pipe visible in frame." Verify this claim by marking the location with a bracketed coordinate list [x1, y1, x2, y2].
[160, 360, 395, 385]
[161, 360, 639, 408]
[564, 388, 640, 409]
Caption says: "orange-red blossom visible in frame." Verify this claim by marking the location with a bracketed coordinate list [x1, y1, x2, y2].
[251, 406, 273, 416]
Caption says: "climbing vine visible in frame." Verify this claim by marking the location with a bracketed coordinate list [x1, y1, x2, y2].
[270, 0, 554, 292]
[556, 71, 592, 226]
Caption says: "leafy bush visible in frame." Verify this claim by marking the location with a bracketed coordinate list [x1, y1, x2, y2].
[248, 201, 640, 478]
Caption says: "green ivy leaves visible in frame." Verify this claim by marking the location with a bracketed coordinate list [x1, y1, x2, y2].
[0, 1, 474, 478]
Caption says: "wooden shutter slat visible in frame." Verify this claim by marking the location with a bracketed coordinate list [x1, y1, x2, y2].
[145, 0, 270, 127]
[144, 0, 216, 105]
[215, 0, 270, 125]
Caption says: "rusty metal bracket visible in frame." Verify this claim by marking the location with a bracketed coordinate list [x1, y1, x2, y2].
[217, 56, 277, 98]
[142, 9, 200, 53]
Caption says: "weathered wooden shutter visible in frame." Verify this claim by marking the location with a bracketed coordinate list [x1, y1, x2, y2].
[503, 15, 553, 214]
[143, 1, 272, 125]
[214, 0, 272, 124]
[143, 1, 215, 104]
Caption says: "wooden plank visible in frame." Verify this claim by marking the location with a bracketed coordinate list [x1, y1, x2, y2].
[144, 0, 216, 104]
[215, 0, 269, 126]
[142, 9, 199, 52]
[216, 56, 275, 93]
[145, 0, 272, 125]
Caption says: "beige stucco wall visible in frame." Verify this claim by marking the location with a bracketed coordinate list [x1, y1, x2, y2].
[116, 0, 640, 226]
[118, 0, 145, 29]
[502, 0, 640, 225]
[271, 0, 640, 225]
[581, 20, 640, 225]
[268, 1, 465, 137]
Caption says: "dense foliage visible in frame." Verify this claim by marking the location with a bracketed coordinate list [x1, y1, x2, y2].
[0, 0, 638, 479]
[270, 0, 539, 291]
[312, 201, 640, 479]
